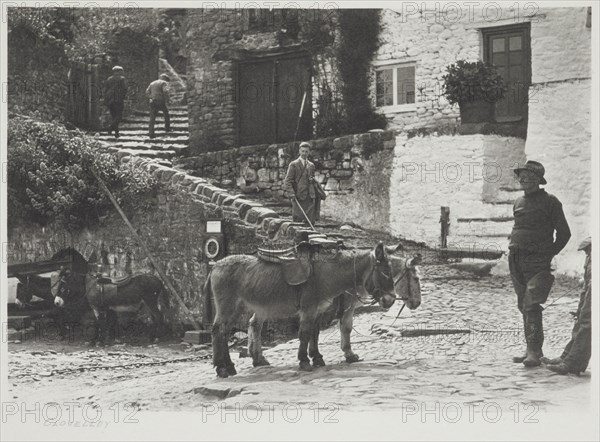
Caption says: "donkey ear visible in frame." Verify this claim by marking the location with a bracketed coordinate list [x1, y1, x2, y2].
[408, 254, 423, 268]
[375, 242, 385, 261]
[385, 243, 403, 255]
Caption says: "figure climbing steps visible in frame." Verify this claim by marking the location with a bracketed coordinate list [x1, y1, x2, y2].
[97, 105, 190, 163]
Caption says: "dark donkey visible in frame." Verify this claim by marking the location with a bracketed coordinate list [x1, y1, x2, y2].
[205, 242, 406, 378]
[56, 269, 168, 345]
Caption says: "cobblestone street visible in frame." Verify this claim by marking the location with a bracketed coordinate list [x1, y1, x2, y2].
[7, 264, 592, 417]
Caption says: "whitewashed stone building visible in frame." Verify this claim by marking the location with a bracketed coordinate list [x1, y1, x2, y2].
[372, 6, 592, 275]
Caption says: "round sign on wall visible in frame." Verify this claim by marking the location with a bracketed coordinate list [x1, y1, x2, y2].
[204, 237, 221, 259]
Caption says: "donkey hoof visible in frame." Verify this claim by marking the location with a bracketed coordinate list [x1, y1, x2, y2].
[299, 361, 313, 372]
[312, 357, 326, 368]
[345, 354, 361, 363]
[226, 365, 237, 376]
[216, 367, 230, 378]
[253, 358, 270, 367]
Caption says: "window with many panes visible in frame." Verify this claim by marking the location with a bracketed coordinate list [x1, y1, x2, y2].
[375, 63, 416, 109]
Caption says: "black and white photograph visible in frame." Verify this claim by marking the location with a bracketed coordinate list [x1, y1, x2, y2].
[0, 1, 598, 440]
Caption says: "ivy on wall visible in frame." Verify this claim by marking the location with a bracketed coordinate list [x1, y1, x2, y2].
[337, 9, 388, 133]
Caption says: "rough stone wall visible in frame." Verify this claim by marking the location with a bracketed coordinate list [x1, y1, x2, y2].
[319, 147, 394, 233]
[524, 7, 591, 275]
[176, 130, 396, 201]
[184, 9, 273, 151]
[7, 26, 69, 122]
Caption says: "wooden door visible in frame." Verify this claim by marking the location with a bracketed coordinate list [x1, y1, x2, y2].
[237, 59, 275, 146]
[484, 24, 531, 123]
[274, 56, 312, 143]
[237, 54, 311, 145]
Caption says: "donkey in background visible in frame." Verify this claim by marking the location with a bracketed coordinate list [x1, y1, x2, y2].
[55, 269, 168, 345]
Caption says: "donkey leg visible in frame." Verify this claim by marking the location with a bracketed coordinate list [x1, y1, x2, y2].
[212, 317, 230, 378]
[340, 298, 360, 363]
[97, 309, 109, 347]
[309, 322, 325, 367]
[212, 306, 241, 378]
[105, 310, 118, 344]
[143, 296, 164, 344]
[248, 314, 269, 367]
[223, 311, 243, 376]
[298, 311, 317, 372]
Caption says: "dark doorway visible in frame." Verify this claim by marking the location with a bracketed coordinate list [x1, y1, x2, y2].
[237, 53, 312, 146]
[483, 24, 531, 124]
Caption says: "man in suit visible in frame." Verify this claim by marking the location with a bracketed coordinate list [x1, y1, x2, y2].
[146, 74, 171, 138]
[284, 141, 319, 226]
[103, 66, 128, 139]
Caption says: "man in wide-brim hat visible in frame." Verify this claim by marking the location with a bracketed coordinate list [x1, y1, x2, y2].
[508, 160, 571, 367]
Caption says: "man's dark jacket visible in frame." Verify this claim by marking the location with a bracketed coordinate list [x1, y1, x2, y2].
[103, 74, 128, 106]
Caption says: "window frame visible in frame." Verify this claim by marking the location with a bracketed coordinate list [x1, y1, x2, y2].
[373, 60, 417, 113]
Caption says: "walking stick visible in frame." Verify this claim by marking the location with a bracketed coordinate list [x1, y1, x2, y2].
[291, 196, 316, 231]
[293, 91, 307, 144]
[291, 85, 318, 233]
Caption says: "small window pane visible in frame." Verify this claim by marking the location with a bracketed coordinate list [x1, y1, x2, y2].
[509, 36, 522, 51]
[397, 66, 415, 105]
[492, 38, 505, 53]
[376, 69, 393, 107]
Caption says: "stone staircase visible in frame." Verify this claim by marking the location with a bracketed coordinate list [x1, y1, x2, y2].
[97, 105, 190, 164]
[451, 185, 520, 252]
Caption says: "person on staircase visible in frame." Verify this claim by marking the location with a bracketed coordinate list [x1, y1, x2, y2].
[509, 160, 571, 368]
[103, 66, 128, 139]
[146, 74, 171, 139]
[541, 236, 592, 375]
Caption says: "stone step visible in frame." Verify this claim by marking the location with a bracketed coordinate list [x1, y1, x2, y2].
[110, 148, 177, 160]
[121, 118, 188, 124]
[133, 108, 188, 117]
[447, 235, 509, 254]
[99, 130, 189, 138]
[118, 126, 189, 133]
[99, 142, 188, 151]
[97, 135, 189, 145]
[453, 219, 513, 238]
[454, 204, 513, 220]
[456, 216, 514, 223]
[484, 189, 521, 204]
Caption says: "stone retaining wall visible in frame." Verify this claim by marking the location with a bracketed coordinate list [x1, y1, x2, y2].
[175, 130, 396, 197]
